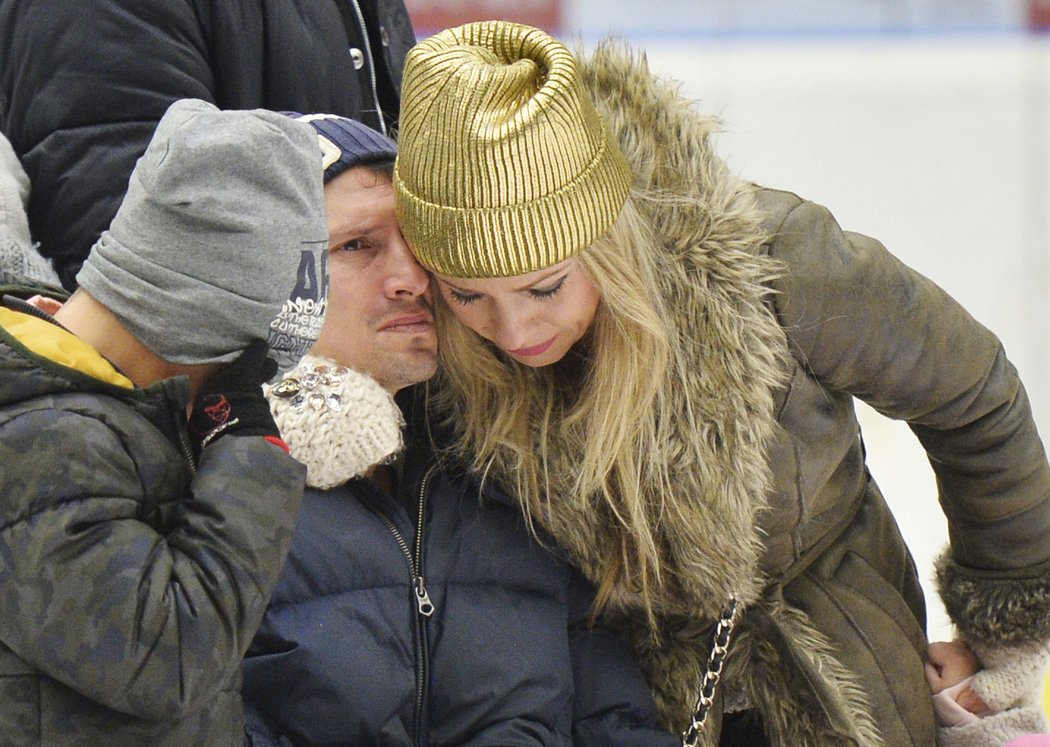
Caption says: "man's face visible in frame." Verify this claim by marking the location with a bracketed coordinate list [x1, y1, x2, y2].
[309, 166, 437, 392]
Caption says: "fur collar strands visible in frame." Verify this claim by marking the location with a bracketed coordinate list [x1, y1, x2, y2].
[569, 41, 788, 624]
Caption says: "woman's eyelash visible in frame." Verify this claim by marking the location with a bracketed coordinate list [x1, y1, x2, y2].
[448, 289, 480, 305]
[529, 277, 566, 299]
[446, 276, 566, 305]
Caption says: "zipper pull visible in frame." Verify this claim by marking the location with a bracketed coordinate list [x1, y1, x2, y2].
[413, 576, 435, 617]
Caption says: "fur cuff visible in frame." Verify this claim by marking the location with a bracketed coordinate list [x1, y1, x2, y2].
[266, 355, 403, 488]
[936, 552, 1050, 646]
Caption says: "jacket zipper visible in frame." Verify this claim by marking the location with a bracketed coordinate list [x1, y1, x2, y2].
[346, 0, 387, 136]
[372, 463, 436, 745]
[172, 404, 197, 475]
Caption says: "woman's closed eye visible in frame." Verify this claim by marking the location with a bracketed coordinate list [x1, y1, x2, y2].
[528, 277, 566, 300]
[447, 288, 482, 306]
[447, 277, 566, 306]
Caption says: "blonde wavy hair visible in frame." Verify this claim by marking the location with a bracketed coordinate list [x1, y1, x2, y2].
[428, 192, 691, 621]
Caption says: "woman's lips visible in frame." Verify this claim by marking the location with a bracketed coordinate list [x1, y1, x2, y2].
[509, 335, 557, 357]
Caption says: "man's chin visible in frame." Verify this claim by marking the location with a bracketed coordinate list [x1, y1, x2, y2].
[373, 353, 437, 393]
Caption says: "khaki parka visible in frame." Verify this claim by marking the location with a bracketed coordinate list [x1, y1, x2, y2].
[567, 42, 1050, 747]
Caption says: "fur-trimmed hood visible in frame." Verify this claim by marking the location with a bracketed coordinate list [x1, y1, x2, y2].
[575, 42, 897, 747]
[575, 39, 796, 737]
[577, 40, 787, 615]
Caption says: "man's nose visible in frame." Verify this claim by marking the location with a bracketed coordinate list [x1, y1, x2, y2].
[384, 237, 430, 299]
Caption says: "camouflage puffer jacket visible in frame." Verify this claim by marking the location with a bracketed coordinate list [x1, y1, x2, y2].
[0, 302, 306, 745]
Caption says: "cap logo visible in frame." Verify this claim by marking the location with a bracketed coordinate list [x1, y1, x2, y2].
[317, 135, 341, 171]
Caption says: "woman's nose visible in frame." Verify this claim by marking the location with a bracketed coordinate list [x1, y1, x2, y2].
[488, 308, 534, 352]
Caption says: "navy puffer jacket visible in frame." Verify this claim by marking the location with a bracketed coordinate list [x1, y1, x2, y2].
[242, 441, 678, 747]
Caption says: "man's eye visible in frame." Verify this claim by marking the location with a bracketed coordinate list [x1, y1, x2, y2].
[335, 239, 367, 252]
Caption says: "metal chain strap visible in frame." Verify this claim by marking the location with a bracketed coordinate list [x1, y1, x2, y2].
[681, 596, 741, 747]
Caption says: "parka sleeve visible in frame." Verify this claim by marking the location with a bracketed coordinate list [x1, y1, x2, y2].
[767, 197, 1050, 647]
[567, 572, 680, 746]
[0, 407, 305, 721]
[0, 0, 218, 289]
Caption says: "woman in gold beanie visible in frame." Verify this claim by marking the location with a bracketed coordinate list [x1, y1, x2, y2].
[393, 21, 1050, 747]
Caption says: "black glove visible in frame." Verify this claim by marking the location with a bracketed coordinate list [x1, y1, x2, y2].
[188, 339, 281, 454]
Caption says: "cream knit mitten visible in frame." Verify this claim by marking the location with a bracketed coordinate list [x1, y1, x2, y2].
[937, 641, 1050, 747]
[265, 354, 404, 489]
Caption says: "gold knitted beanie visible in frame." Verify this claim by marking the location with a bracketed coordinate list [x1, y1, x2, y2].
[394, 21, 632, 278]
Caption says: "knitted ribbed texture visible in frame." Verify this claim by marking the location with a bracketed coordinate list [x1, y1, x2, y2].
[290, 113, 398, 184]
[0, 130, 31, 249]
[0, 239, 60, 288]
[0, 130, 59, 287]
[394, 21, 632, 278]
[265, 355, 403, 489]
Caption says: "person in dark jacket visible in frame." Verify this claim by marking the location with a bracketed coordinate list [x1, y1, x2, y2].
[0, 0, 415, 290]
[241, 115, 679, 747]
[0, 99, 329, 745]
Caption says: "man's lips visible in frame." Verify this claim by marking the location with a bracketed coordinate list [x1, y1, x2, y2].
[508, 335, 557, 357]
[379, 312, 433, 332]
